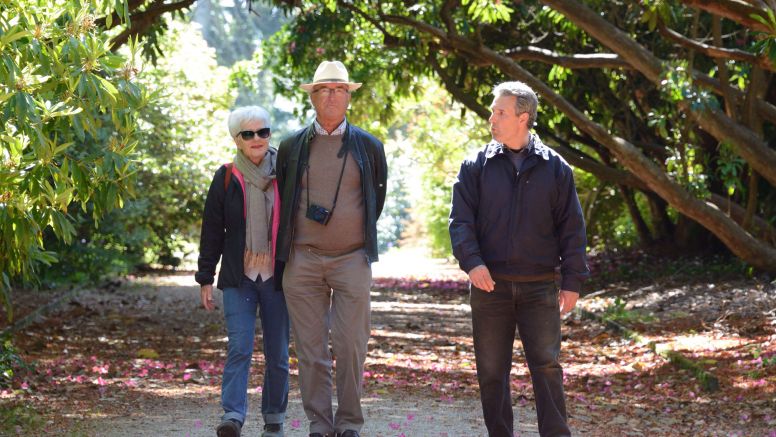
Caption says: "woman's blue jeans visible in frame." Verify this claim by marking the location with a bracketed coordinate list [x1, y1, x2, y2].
[221, 276, 290, 426]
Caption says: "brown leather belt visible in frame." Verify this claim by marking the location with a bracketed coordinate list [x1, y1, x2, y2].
[491, 272, 557, 283]
[294, 243, 364, 257]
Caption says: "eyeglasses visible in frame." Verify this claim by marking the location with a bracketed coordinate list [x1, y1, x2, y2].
[313, 87, 349, 96]
[236, 128, 271, 140]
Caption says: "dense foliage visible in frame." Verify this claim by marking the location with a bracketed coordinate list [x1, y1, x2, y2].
[263, 0, 776, 271]
[39, 20, 233, 285]
[387, 81, 488, 256]
[0, 0, 148, 318]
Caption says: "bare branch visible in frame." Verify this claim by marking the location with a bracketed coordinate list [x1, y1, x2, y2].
[692, 72, 776, 125]
[440, 0, 459, 35]
[659, 23, 776, 72]
[428, 51, 489, 119]
[504, 46, 631, 69]
[679, 0, 775, 33]
[110, 0, 196, 49]
[338, 1, 393, 41]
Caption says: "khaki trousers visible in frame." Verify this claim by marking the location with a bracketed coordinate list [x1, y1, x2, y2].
[283, 245, 372, 435]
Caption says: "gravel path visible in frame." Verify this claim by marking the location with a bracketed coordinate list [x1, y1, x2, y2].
[80, 259, 549, 437]
[93, 394, 543, 436]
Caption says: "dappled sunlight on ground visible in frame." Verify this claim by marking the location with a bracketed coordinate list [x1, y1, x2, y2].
[667, 333, 750, 351]
[2, 261, 775, 435]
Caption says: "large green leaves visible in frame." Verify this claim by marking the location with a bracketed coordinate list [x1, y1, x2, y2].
[0, 0, 145, 320]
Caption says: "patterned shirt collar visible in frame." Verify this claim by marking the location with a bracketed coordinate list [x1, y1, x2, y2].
[313, 118, 348, 136]
[486, 133, 536, 158]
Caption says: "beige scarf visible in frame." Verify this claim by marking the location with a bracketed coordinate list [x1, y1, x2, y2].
[233, 149, 275, 278]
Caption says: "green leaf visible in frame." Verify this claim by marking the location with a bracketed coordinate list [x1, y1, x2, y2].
[101, 54, 125, 69]
[0, 272, 12, 322]
[51, 211, 76, 243]
[95, 75, 119, 102]
[0, 30, 32, 48]
[53, 141, 74, 155]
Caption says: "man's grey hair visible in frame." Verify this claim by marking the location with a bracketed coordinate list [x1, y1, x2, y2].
[227, 106, 271, 137]
[492, 81, 538, 128]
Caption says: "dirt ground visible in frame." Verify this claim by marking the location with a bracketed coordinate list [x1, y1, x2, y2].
[2, 251, 775, 436]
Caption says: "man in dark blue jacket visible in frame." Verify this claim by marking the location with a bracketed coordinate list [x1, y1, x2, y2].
[449, 81, 589, 437]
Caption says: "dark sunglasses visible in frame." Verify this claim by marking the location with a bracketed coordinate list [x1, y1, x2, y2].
[236, 127, 271, 140]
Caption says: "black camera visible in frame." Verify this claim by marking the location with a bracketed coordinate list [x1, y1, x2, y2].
[306, 203, 332, 225]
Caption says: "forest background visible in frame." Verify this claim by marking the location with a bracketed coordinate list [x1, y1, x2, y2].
[4, 0, 776, 313]
[1, 0, 776, 434]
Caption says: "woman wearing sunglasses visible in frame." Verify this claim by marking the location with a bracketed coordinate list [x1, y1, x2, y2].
[195, 106, 290, 437]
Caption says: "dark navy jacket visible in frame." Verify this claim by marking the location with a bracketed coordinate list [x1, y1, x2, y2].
[449, 134, 590, 293]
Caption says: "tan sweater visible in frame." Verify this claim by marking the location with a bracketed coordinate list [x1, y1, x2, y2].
[294, 134, 365, 253]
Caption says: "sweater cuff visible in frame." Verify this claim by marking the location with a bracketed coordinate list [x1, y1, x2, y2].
[460, 256, 485, 275]
[194, 272, 214, 286]
[560, 276, 583, 295]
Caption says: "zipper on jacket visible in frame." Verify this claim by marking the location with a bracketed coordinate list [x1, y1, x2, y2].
[506, 160, 519, 266]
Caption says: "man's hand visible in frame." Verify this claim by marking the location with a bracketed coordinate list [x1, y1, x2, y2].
[558, 290, 579, 315]
[468, 265, 495, 292]
[201, 284, 215, 311]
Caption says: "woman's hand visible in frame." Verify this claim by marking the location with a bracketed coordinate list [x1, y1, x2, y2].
[201, 284, 215, 311]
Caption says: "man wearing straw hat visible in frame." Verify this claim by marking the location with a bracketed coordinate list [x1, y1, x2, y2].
[274, 60, 387, 437]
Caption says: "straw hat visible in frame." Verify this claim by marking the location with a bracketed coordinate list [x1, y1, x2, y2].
[299, 60, 362, 92]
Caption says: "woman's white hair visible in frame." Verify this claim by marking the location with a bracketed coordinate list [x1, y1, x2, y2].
[227, 106, 271, 137]
[492, 81, 538, 128]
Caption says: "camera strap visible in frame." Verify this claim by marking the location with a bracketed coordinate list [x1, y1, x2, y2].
[306, 147, 349, 220]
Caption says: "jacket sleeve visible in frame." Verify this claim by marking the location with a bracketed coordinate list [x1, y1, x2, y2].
[276, 139, 289, 197]
[195, 166, 226, 286]
[552, 163, 590, 293]
[373, 139, 388, 218]
[449, 156, 485, 274]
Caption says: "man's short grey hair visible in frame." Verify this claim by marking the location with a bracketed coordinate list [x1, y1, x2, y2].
[227, 106, 271, 137]
[493, 81, 538, 128]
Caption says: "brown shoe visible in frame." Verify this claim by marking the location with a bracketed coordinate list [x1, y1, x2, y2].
[216, 419, 241, 437]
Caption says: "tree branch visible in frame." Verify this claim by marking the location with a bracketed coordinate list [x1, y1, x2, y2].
[504, 46, 631, 69]
[692, 72, 776, 125]
[679, 0, 775, 33]
[429, 49, 650, 190]
[659, 23, 775, 72]
[339, 1, 393, 40]
[110, 0, 196, 49]
[542, 0, 776, 188]
[96, 0, 148, 30]
[440, 0, 459, 35]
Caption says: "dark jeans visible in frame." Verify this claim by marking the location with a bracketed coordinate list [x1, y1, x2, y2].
[470, 279, 570, 437]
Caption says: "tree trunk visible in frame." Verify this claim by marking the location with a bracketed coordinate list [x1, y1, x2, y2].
[619, 186, 653, 245]
[645, 193, 673, 242]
